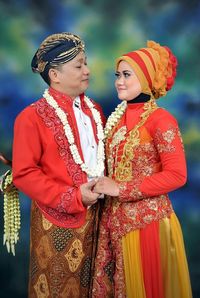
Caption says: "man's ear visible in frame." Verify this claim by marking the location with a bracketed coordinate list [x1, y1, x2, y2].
[48, 68, 60, 83]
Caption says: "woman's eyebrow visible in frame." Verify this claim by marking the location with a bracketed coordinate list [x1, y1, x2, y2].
[122, 70, 132, 72]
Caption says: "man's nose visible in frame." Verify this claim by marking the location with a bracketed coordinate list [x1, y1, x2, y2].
[84, 64, 90, 74]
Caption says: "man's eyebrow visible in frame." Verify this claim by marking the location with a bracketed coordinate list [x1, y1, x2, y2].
[77, 57, 87, 63]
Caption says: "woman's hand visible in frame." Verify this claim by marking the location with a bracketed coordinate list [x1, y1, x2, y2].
[93, 177, 119, 197]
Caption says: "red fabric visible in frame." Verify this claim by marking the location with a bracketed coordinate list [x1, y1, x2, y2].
[140, 221, 164, 298]
[104, 102, 174, 242]
[12, 87, 105, 227]
[140, 108, 187, 195]
[118, 105, 187, 200]
[164, 46, 178, 91]
[125, 102, 145, 131]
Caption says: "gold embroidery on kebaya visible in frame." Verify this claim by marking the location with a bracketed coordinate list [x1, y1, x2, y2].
[162, 129, 176, 143]
[130, 186, 142, 199]
[178, 130, 185, 151]
[109, 196, 173, 245]
[107, 126, 127, 177]
[111, 126, 127, 149]
[155, 125, 177, 153]
[148, 199, 158, 211]
[110, 99, 158, 182]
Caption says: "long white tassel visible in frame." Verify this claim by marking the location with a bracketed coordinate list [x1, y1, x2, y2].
[0, 170, 21, 256]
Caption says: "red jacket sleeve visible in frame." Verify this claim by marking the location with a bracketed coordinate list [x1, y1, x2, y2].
[12, 107, 85, 214]
[119, 109, 187, 201]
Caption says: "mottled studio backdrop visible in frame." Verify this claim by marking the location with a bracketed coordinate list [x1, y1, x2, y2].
[0, 0, 200, 297]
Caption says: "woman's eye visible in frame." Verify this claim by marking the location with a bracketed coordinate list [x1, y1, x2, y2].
[115, 72, 120, 78]
[124, 72, 130, 77]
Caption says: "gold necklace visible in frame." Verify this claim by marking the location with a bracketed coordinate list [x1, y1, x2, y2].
[107, 98, 158, 181]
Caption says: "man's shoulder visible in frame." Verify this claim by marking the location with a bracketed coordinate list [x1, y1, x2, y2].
[89, 97, 106, 125]
[87, 96, 102, 111]
[15, 97, 44, 122]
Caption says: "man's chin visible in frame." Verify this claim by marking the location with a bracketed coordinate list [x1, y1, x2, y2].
[81, 80, 89, 91]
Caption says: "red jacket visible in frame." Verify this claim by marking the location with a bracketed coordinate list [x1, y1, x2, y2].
[12, 87, 105, 228]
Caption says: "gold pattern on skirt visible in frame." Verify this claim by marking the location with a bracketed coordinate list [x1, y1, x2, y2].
[33, 274, 50, 298]
[29, 202, 99, 297]
[65, 239, 85, 272]
[42, 214, 53, 230]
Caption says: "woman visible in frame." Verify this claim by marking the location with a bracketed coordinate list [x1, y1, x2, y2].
[92, 41, 192, 297]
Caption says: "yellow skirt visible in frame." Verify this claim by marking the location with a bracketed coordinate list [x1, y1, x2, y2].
[122, 213, 192, 298]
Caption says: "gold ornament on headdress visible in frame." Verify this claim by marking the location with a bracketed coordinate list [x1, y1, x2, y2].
[37, 60, 48, 73]
[35, 32, 85, 73]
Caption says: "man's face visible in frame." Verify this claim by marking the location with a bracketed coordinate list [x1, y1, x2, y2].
[52, 51, 90, 98]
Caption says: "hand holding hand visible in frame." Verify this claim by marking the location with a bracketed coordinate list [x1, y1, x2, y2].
[80, 179, 100, 207]
[93, 177, 119, 197]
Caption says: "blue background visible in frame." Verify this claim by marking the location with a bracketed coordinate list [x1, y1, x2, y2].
[0, 0, 200, 297]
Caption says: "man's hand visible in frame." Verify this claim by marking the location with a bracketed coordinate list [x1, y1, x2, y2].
[80, 179, 100, 207]
[93, 177, 119, 197]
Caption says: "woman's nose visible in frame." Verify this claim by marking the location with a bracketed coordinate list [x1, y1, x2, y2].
[116, 75, 124, 85]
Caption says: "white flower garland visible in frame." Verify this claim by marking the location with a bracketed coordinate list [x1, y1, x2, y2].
[0, 170, 21, 256]
[43, 89, 105, 177]
[104, 101, 127, 137]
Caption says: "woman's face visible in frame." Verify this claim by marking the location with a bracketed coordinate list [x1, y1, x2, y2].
[115, 60, 142, 101]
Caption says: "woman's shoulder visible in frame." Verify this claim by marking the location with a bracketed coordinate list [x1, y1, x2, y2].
[150, 106, 177, 124]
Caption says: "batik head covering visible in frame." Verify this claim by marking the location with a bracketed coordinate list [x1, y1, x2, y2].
[116, 40, 178, 99]
[31, 32, 85, 84]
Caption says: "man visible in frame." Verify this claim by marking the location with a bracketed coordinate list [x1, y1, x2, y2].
[12, 32, 105, 297]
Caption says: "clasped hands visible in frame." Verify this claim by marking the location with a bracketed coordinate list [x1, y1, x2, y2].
[80, 177, 119, 207]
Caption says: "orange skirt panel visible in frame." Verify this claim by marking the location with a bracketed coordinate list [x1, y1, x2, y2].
[122, 213, 192, 298]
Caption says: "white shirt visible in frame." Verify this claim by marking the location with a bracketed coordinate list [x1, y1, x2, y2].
[73, 96, 98, 181]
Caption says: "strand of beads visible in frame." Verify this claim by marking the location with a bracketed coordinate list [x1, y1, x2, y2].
[0, 170, 21, 256]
